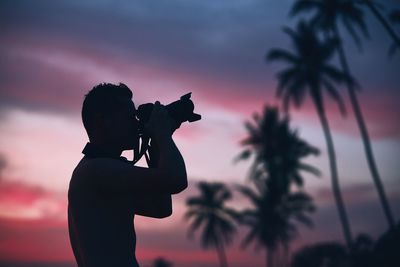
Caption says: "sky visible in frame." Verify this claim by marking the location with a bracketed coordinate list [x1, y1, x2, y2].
[0, 0, 400, 266]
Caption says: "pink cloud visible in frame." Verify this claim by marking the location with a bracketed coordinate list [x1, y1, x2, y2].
[1, 31, 399, 140]
[0, 180, 67, 220]
[0, 178, 397, 266]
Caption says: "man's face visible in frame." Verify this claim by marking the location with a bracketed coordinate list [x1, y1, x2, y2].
[105, 98, 139, 150]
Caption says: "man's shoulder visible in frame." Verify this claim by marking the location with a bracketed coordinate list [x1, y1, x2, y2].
[69, 157, 121, 200]
[70, 158, 108, 187]
[70, 156, 133, 188]
[73, 157, 127, 175]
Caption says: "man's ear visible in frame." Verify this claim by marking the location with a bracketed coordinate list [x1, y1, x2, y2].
[94, 114, 109, 131]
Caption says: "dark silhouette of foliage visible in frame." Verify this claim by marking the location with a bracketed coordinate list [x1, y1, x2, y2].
[237, 183, 315, 267]
[291, 0, 396, 231]
[291, 226, 400, 267]
[236, 106, 318, 266]
[266, 21, 349, 115]
[351, 234, 375, 267]
[267, 20, 354, 248]
[185, 182, 237, 267]
[237, 106, 320, 194]
[291, 0, 368, 49]
[291, 242, 349, 267]
[373, 222, 400, 267]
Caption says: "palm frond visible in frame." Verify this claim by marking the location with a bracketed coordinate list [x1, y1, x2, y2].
[321, 78, 346, 116]
[186, 198, 206, 207]
[298, 163, 321, 177]
[241, 227, 259, 249]
[344, 3, 369, 38]
[184, 181, 237, 251]
[236, 185, 260, 206]
[283, 25, 299, 43]
[276, 67, 299, 93]
[267, 49, 299, 63]
[341, 15, 362, 49]
[322, 64, 347, 83]
[233, 149, 252, 163]
[187, 215, 205, 238]
[289, 0, 321, 17]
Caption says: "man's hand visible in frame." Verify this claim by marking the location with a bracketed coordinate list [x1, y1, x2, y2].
[144, 101, 173, 140]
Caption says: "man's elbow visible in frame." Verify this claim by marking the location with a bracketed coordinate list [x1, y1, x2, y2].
[169, 176, 188, 194]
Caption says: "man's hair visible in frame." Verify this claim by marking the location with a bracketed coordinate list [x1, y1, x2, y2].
[82, 83, 133, 140]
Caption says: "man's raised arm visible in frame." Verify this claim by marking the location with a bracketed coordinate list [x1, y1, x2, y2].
[88, 102, 187, 195]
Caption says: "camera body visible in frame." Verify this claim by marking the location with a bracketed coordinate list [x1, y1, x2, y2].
[136, 93, 201, 133]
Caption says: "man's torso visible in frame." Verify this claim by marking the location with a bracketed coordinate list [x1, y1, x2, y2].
[68, 157, 140, 267]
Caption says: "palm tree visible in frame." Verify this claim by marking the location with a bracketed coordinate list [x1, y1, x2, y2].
[291, 0, 396, 230]
[266, 20, 354, 248]
[185, 182, 237, 267]
[236, 106, 318, 266]
[237, 184, 315, 267]
[236, 106, 320, 194]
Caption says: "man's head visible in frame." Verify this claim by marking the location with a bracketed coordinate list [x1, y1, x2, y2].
[82, 83, 139, 150]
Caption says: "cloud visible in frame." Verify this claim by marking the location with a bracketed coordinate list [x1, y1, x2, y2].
[0, 181, 71, 262]
[1, 0, 399, 139]
[0, 180, 67, 220]
[0, 178, 398, 266]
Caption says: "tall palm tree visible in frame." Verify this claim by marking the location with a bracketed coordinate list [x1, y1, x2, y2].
[237, 184, 315, 267]
[236, 107, 319, 266]
[291, 0, 396, 229]
[185, 182, 237, 267]
[266, 20, 354, 248]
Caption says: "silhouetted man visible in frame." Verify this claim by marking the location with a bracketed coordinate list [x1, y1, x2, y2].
[68, 83, 187, 267]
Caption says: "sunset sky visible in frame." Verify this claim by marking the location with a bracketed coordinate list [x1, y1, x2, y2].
[0, 0, 400, 266]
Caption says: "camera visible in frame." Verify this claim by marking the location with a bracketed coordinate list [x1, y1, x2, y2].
[132, 93, 201, 164]
[136, 92, 201, 134]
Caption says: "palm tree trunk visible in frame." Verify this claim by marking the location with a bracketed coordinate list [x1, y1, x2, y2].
[267, 248, 274, 267]
[363, 0, 400, 48]
[275, 245, 281, 267]
[333, 24, 396, 229]
[283, 243, 289, 267]
[314, 98, 353, 249]
[216, 242, 228, 267]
